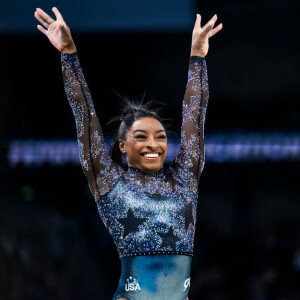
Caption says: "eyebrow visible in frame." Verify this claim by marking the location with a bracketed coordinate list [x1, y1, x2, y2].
[133, 129, 166, 133]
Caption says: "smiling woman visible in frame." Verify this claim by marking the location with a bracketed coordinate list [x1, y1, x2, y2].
[109, 101, 168, 174]
[119, 116, 168, 174]
[34, 6, 222, 300]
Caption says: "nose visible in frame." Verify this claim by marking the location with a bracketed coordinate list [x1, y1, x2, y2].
[146, 136, 158, 150]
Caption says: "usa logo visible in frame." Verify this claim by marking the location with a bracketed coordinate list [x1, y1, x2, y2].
[125, 276, 141, 291]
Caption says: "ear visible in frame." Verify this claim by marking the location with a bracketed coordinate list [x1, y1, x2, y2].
[119, 140, 126, 154]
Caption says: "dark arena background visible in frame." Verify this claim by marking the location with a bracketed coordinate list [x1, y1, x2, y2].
[1, 0, 300, 299]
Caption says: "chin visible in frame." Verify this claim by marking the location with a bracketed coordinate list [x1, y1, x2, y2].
[144, 162, 164, 172]
[129, 157, 166, 174]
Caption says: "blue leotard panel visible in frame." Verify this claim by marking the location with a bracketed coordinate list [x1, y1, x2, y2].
[113, 254, 192, 300]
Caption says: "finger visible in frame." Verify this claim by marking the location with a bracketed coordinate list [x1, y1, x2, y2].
[208, 23, 223, 38]
[202, 21, 215, 36]
[37, 24, 48, 36]
[193, 14, 201, 31]
[202, 14, 217, 30]
[52, 7, 64, 21]
[34, 11, 50, 29]
[36, 8, 55, 24]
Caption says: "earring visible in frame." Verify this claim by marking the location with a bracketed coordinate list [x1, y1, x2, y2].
[122, 150, 126, 154]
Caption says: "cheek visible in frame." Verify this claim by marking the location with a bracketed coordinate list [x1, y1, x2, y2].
[126, 141, 143, 155]
[162, 142, 168, 153]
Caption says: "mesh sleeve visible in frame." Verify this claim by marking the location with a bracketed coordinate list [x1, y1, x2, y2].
[169, 56, 209, 194]
[61, 52, 124, 199]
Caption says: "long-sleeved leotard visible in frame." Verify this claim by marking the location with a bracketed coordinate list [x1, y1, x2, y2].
[61, 53, 208, 300]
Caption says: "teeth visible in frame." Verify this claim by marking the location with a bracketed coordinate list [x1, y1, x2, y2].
[144, 153, 159, 158]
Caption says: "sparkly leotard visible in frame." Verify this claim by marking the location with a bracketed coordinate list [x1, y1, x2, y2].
[61, 53, 208, 300]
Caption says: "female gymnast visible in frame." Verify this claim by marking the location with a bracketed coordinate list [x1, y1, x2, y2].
[34, 7, 222, 300]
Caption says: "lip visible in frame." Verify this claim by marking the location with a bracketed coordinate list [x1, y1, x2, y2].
[140, 152, 162, 160]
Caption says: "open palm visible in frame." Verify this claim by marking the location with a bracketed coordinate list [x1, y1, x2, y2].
[191, 14, 223, 57]
[34, 7, 76, 53]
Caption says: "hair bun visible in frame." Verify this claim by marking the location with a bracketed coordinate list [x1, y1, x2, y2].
[108, 94, 166, 128]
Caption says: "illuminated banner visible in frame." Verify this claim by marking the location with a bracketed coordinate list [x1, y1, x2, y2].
[8, 133, 300, 167]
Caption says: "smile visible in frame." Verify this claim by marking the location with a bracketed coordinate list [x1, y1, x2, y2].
[141, 152, 161, 159]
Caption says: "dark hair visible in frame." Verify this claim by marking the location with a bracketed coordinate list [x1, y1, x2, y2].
[108, 95, 167, 168]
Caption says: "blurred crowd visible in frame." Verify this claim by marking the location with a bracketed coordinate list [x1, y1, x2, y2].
[0, 202, 299, 300]
[190, 221, 300, 299]
[0, 203, 100, 300]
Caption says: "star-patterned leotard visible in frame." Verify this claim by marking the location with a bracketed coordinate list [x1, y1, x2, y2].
[61, 53, 208, 300]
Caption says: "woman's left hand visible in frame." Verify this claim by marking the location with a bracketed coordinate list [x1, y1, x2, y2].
[191, 14, 223, 57]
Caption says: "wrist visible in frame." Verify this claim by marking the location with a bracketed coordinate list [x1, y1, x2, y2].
[190, 50, 206, 58]
[190, 46, 206, 58]
[61, 45, 77, 54]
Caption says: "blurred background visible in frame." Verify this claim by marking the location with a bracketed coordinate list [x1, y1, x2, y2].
[1, 0, 300, 299]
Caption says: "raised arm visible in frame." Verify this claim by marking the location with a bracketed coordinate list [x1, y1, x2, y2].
[170, 14, 222, 194]
[61, 52, 124, 197]
[34, 7, 124, 198]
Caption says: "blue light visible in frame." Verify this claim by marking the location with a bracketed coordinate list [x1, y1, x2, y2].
[8, 132, 300, 167]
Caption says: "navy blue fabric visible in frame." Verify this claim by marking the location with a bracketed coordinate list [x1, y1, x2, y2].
[113, 254, 192, 300]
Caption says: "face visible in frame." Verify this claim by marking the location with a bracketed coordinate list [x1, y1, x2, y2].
[119, 117, 168, 174]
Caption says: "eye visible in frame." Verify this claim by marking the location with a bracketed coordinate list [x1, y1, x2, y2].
[135, 135, 146, 139]
[157, 135, 167, 139]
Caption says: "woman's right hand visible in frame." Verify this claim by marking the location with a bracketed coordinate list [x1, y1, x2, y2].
[34, 7, 77, 54]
